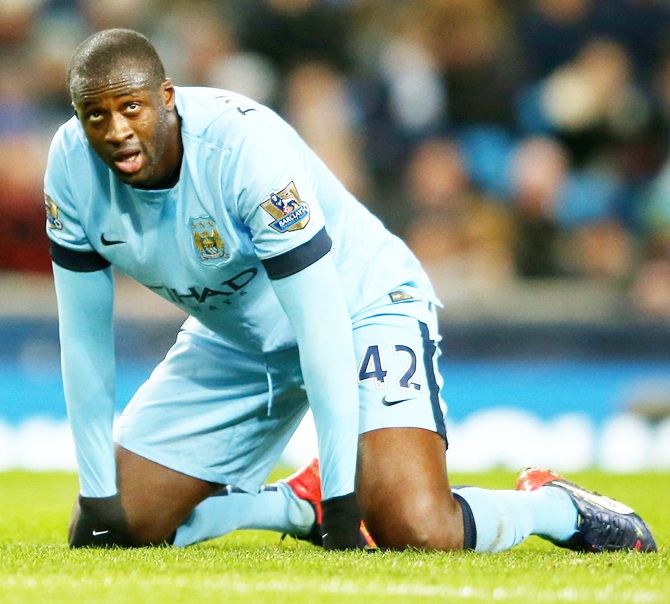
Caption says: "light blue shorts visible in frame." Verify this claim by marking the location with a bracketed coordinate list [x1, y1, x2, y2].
[114, 292, 447, 492]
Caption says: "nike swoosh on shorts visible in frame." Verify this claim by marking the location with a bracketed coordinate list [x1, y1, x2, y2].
[381, 396, 415, 406]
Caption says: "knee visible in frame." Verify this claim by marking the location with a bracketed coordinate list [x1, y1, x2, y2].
[356, 427, 465, 551]
[361, 490, 464, 551]
[122, 499, 185, 546]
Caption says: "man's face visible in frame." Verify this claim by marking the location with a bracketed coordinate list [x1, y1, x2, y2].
[71, 69, 180, 189]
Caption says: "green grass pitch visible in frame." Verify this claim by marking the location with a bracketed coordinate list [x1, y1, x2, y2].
[1, 468, 668, 603]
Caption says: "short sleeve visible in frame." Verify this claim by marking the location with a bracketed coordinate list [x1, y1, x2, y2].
[44, 125, 109, 271]
[230, 126, 328, 268]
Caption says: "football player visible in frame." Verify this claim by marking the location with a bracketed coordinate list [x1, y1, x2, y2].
[46, 29, 656, 554]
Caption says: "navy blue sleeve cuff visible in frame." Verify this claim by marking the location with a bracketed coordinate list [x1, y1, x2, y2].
[261, 227, 332, 280]
[50, 240, 111, 272]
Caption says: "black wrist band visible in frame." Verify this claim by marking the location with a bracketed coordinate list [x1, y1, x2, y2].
[78, 493, 124, 514]
[321, 492, 363, 550]
[70, 493, 133, 548]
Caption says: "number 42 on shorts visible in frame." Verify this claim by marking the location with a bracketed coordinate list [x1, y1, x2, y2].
[357, 344, 422, 391]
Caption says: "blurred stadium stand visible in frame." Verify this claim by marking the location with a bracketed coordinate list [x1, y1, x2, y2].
[2, 0, 670, 470]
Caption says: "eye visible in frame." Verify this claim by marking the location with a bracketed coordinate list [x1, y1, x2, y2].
[125, 101, 141, 114]
[87, 110, 104, 123]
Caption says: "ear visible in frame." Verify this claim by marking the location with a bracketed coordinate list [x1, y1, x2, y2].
[162, 78, 176, 110]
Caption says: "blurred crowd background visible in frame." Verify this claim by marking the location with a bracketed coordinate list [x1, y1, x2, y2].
[3, 0, 670, 471]
[4, 0, 670, 323]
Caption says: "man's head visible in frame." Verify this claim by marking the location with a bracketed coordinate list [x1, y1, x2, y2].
[67, 29, 182, 189]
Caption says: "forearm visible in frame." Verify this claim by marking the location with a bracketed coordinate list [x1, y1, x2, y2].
[294, 310, 359, 499]
[271, 255, 359, 499]
[53, 262, 117, 497]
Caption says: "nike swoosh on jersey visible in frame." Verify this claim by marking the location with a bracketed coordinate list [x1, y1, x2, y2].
[100, 234, 126, 246]
[381, 396, 416, 406]
[92, 529, 110, 536]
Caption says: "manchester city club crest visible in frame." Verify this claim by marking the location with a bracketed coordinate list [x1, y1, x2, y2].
[190, 216, 229, 265]
[260, 181, 310, 233]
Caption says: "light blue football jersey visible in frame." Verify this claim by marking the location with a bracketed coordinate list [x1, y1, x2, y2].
[45, 86, 437, 352]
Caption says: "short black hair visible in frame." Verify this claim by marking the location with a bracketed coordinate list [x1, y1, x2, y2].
[67, 28, 166, 98]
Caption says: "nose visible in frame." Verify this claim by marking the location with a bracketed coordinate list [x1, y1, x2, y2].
[104, 112, 133, 143]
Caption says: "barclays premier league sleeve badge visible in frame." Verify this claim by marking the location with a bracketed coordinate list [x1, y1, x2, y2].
[260, 182, 310, 233]
[44, 193, 63, 230]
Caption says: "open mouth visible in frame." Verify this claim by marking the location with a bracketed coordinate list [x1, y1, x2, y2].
[113, 150, 144, 175]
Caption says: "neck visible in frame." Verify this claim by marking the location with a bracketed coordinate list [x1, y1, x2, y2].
[163, 116, 183, 188]
[149, 113, 183, 190]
